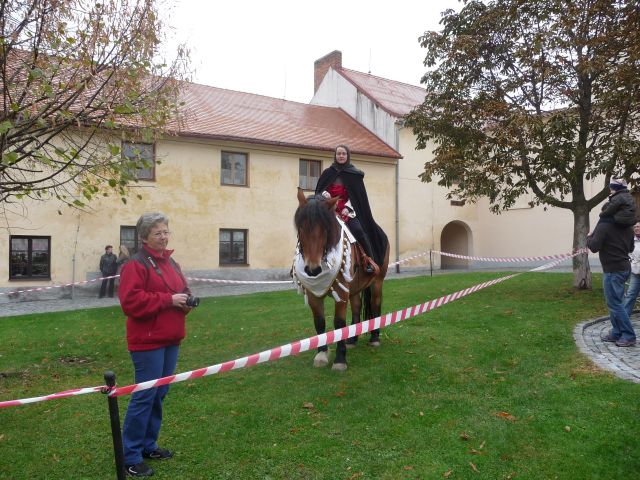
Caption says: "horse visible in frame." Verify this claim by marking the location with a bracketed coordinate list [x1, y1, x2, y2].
[292, 188, 389, 371]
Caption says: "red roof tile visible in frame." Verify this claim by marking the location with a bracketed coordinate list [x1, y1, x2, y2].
[337, 68, 426, 117]
[172, 82, 401, 159]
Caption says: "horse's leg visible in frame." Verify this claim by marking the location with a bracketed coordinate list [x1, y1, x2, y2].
[308, 295, 329, 368]
[346, 290, 362, 348]
[332, 301, 348, 371]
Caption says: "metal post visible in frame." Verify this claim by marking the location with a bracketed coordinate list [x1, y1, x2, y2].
[430, 250, 433, 277]
[103, 371, 126, 480]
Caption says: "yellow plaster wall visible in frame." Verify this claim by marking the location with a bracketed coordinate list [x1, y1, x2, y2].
[0, 137, 398, 289]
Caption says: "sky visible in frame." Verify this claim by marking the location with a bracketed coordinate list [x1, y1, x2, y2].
[161, 0, 463, 104]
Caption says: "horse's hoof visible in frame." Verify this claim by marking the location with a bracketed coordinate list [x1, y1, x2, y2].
[331, 362, 348, 372]
[313, 351, 329, 368]
[369, 339, 381, 347]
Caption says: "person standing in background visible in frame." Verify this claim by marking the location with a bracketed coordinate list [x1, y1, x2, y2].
[99, 245, 118, 298]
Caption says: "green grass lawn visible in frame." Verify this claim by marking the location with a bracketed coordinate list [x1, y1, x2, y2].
[1, 272, 638, 479]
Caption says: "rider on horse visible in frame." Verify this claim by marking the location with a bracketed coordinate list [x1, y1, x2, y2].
[315, 145, 388, 275]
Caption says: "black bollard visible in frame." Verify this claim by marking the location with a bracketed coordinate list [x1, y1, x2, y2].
[103, 371, 126, 480]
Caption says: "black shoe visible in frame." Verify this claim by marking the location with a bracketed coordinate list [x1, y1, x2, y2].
[126, 462, 154, 477]
[143, 448, 173, 460]
[615, 338, 637, 347]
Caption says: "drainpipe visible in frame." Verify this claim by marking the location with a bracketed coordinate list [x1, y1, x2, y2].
[394, 124, 400, 274]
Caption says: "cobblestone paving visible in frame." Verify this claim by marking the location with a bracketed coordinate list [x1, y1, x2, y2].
[574, 315, 640, 383]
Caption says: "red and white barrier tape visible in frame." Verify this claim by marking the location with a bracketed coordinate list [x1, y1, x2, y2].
[0, 252, 576, 409]
[0, 386, 105, 408]
[433, 248, 588, 263]
[0, 276, 118, 297]
[0, 275, 291, 298]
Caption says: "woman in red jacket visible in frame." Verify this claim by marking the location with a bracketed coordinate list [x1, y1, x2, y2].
[118, 212, 192, 477]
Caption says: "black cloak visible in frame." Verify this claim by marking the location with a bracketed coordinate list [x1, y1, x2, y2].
[315, 163, 388, 265]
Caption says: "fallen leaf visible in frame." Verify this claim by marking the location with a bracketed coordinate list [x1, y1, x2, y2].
[505, 472, 517, 479]
[479, 440, 486, 449]
[494, 411, 517, 422]
[302, 402, 314, 409]
[419, 411, 425, 416]
[469, 448, 483, 455]
[403, 466, 414, 470]
[564, 425, 571, 432]
[469, 461, 479, 473]
[460, 431, 470, 441]
[334, 391, 346, 397]
[443, 469, 453, 478]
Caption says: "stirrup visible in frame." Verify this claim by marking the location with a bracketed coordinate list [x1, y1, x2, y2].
[356, 244, 379, 275]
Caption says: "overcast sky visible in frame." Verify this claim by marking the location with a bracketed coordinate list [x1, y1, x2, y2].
[161, 0, 462, 103]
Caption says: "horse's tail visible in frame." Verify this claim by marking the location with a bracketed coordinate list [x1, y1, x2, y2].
[361, 286, 373, 321]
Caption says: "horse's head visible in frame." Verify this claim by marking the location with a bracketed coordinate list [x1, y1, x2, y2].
[294, 187, 341, 277]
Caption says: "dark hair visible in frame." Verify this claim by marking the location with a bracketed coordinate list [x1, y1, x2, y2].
[294, 195, 341, 251]
[334, 144, 351, 163]
[105, 245, 113, 250]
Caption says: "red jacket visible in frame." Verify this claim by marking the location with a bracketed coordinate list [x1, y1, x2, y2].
[119, 246, 189, 351]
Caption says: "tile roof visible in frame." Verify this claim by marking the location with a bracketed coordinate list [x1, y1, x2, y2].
[337, 68, 426, 118]
[172, 82, 401, 159]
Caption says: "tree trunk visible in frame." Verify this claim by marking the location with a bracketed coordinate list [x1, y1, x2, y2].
[572, 203, 592, 290]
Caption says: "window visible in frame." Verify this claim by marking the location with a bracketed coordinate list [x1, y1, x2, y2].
[221, 151, 248, 186]
[9, 236, 51, 279]
[122, 142, 155, 180]
[120, 226, 139, 255]
[299, 159, 321, 190]
[219, 229, 247, 265]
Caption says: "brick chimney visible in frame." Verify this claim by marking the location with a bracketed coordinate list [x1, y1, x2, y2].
[314, 50, 342, 94]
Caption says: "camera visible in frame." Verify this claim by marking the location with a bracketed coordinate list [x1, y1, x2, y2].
[185, 295, 200, 308]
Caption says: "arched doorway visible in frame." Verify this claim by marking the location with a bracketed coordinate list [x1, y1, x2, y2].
[440, 221, 472, 269]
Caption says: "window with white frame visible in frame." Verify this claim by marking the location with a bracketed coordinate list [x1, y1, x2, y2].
[221, 151, 248, 186]
[299, 159, 321, 191]
[122, 142, 155, 180]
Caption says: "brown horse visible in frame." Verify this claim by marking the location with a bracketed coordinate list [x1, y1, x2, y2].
[293, 188, 389, 371]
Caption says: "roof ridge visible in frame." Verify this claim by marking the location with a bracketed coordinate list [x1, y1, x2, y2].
[180, 79, 312, 106]
[337, 67, 425, 91]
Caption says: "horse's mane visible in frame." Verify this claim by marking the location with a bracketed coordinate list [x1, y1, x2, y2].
[294, 195, 341, 250]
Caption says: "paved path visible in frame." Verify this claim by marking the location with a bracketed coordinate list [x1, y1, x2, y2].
[574, 315, 640, 383]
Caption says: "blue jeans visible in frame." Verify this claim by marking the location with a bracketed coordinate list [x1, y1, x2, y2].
[122, 345, 179, 465]
[603, 271, 636, 342]
[624, 272, 640, 317]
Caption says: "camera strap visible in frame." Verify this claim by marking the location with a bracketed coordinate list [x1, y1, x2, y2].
[132, 252, 188, 294]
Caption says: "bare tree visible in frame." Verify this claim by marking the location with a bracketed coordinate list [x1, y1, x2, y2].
[0, 0, 188, 213]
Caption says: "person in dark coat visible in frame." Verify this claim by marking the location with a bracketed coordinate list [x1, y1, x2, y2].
[99, 245, 118, 298]
[315, 145, 388, 274]
[588, 219, 637, 347]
